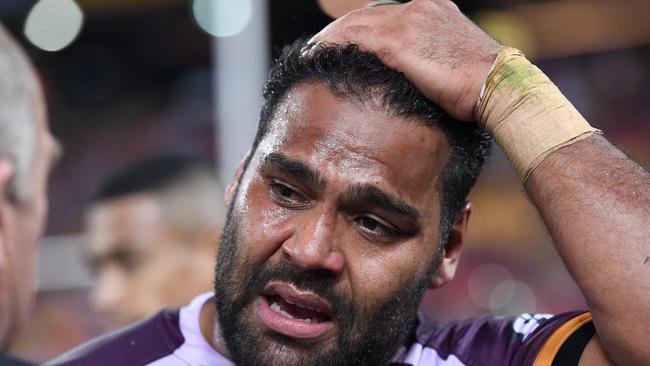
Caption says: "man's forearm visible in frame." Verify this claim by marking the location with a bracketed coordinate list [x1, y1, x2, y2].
[474, 43, 649, 365]
[526, 134, 650, 365]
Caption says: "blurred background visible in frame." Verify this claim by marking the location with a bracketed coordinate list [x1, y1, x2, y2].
[1, 0, 648, 362]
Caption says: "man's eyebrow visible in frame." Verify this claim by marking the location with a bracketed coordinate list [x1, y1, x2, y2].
[344, 184, 421, 223]
[262, 153, 326, 190]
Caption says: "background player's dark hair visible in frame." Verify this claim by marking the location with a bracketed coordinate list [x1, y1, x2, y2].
[251, 39, 493, 248]
[91, 154, 215, 203]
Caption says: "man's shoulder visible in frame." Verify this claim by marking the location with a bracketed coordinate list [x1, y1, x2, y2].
[44, 308, 184, 366]
[393, 311, 590, 366]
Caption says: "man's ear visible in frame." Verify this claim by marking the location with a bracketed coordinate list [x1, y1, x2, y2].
[0, 158, 16, 251]
[0, 158, 16, 200]
[224, 151, 251, 206]
[429, 201, 472, 289]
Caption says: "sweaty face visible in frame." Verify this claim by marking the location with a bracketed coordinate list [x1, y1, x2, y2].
[215, 82, 451, 365]
[85, 194, 212, 330]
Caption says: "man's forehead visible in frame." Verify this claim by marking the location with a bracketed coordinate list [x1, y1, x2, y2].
[262, 83, 449, 174]
[256, 82, 451, 207]
[86, 196, 167, 255]
[87, 195, 163, 237]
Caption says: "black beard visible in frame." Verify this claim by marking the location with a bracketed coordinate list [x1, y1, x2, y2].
[214, 202, 435, 366]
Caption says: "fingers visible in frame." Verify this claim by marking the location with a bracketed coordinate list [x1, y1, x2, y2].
[307, 26, 403, 73]
[306, 4, 402, 67]
[312, 25, 373, 47]
[308, 4, 395, 45]
[304, 0, 498, 121]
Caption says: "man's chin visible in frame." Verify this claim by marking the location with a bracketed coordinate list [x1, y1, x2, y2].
[245, 333, 341, 366]
[227, 299, 344, 366]
[219, 293, 405, 366]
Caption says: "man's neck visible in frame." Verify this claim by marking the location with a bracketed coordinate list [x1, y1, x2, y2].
[199, 298, 231, 359]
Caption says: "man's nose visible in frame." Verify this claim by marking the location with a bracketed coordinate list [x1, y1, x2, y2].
[281, 212, 344, 276]
[90, 266, 125, 315]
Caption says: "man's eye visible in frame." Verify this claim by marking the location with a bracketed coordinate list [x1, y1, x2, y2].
[278, 184, 295, 198]
[115, 252, 141, 272]
[269, 181, 309, 208]
[360, 217, 379, 231]
[354, 215, 400, 242]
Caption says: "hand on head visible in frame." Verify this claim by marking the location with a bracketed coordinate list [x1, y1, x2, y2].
[308, 0, 500, 121]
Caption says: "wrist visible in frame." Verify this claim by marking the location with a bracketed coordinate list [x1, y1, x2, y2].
[475, 46, 601, 181]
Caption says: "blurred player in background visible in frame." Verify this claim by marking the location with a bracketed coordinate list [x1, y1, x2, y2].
[0, 24, 60, 366]
[84, 154, 224, 331]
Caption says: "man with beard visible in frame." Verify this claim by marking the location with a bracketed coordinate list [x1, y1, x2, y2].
[48, 1, 650, 366]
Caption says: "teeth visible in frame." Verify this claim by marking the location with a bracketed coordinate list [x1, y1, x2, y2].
[270, 300, 322, 324]
[271, 301, 295, 319]
[284, 298, 322, 313]
[270, 301, 281, 312]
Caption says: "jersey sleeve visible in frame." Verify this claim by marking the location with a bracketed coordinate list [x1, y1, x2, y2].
[392, 311, 595, 366]
[512, 311, 595, 366]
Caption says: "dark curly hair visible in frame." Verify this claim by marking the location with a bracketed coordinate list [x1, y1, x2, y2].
[250, 38, 493, 247]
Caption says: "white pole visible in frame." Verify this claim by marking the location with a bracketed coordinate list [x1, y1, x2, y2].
[212, 0, 269, 186]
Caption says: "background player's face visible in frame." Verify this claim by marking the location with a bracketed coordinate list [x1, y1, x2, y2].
[0, 92, 56, 349]
[215, 82, 456, 365]
[85, 194, 213, 330]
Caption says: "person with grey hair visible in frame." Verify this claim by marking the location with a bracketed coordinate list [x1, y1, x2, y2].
[0, 24, 60, 366]
[84, 154, 225, 331]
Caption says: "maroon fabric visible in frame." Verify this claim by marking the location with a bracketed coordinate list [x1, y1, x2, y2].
[44, 308, 184, 366]
[45, 300, 587, 366]
[390, 311, 588, 366]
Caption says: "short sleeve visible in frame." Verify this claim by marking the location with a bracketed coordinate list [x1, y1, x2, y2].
[391, 311, 594, 366]
[512, 311, 595, 366]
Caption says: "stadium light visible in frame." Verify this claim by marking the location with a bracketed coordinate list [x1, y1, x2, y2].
[24, 0, 84, 52]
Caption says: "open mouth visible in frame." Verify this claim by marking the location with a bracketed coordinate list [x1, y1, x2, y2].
[268, 295, 330, 323]
[256, 282, 334, 339]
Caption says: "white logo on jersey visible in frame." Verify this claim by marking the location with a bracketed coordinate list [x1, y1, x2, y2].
[512, 313, 553, 340]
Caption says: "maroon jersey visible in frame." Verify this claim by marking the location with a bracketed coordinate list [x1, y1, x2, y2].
[46, 293, 595, 366]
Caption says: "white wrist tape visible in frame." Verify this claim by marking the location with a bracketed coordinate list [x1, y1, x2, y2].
[475, 46, 601, 181]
